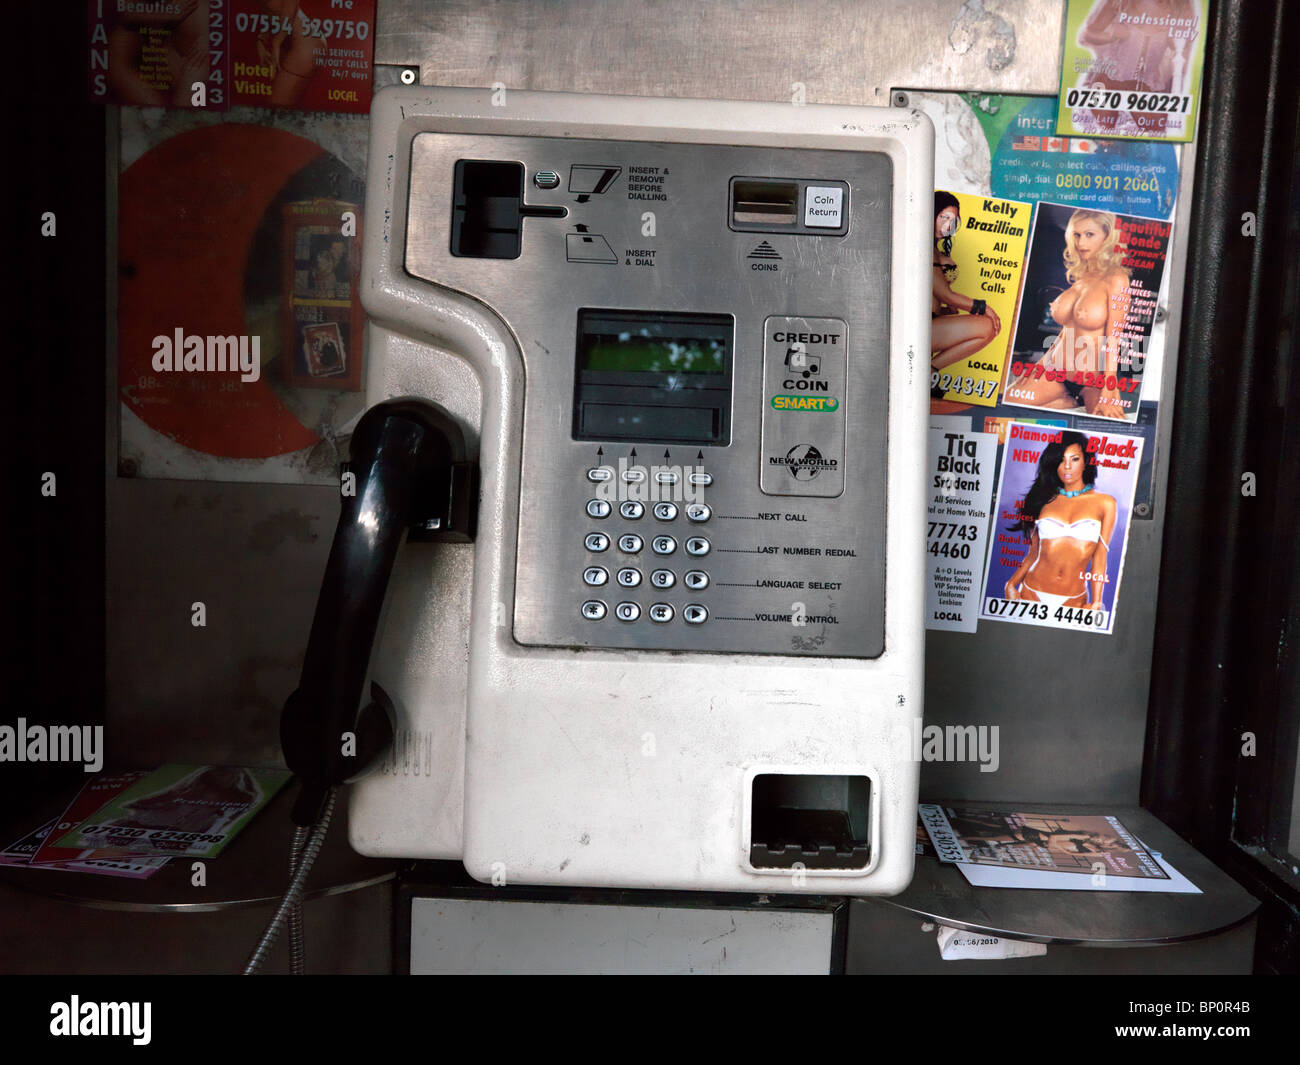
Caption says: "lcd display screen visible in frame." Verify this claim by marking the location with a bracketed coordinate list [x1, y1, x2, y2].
[573, 310, 733, 445]
[580, 335, 727, 375]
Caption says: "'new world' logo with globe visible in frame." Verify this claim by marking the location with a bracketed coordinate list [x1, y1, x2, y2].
[771, 443, 839, 481]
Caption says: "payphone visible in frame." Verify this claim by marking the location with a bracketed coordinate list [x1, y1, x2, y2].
[285, 87, 934, 897]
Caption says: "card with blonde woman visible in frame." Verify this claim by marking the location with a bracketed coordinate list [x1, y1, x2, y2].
[1002, 201, 1170, 423]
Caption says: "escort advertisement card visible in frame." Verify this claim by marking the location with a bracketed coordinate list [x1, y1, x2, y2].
[1002, 202, 1171, 423]
[979, 421, 1143, 635]
[1, 819, 168, 880]
[89, 0, 376, 113]
[926, 418, 998, 633]
[228, 0, 377, 113]
[55, 765, 291, 859]
[930, 191, 1032, 407]
[1056, 0, 1209, 143]
[31, 770, 152, 865]
[919, 804, 1200, 892]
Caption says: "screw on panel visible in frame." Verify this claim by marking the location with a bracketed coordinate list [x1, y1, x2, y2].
[400, 68, 418, 86]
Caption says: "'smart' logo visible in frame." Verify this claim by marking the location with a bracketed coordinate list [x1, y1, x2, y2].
[771, 394, 839, 412]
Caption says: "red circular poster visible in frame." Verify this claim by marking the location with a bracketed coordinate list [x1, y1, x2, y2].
[118, 124, 332, 459]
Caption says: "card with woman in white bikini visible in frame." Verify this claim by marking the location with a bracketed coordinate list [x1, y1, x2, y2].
[980, 422, 1142, 634]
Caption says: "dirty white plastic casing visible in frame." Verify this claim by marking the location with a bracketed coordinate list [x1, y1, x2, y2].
[348, 87, 933, 895]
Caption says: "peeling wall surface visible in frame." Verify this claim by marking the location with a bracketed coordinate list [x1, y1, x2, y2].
[108, 0, 1190, 807]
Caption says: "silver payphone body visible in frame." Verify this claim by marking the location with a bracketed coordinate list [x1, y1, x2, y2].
[348, 87, 933, 895]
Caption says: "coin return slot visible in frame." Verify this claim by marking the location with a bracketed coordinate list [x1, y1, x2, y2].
[749, 773, 871, 870]
[731, 180, 799, 225]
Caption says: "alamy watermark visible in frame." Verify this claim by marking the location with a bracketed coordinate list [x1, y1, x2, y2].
[0, 719, 103, 772]
[591, 458, 706, 504]
[890, 718, 999, 773]
[151, 329, 261, 383]
[50, 997, 150, 1046]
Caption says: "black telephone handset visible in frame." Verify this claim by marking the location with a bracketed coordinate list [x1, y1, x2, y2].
[280, 400, 477, 827]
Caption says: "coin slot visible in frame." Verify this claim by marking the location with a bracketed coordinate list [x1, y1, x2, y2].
[732, 180, 799, 225]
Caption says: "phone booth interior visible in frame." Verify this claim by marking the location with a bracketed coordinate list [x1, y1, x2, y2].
[11, 0, 1300, 977]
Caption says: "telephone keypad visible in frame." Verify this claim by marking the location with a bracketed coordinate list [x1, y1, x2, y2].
[578, 468, 713, 630]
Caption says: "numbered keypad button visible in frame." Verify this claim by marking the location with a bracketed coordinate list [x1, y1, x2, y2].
[586, 466, 614, 483]
[581, 600, 607, 620]
[684, 570, 709, 590]
[685, 503, 712, 523]
[653, 502, 678, 521]
[683, 604, 709, 625]
[585, 532, 610, 552]
[587, 499, 611, 519]
[618, 533, 643, 554]
[685, 536, 711, 557]
[615, 602, 641, 622]
[583, 566, 609, 586]
[616, 567, 642, 588]
[651, 535, 677, 556]
[619, 501, 644, 520]
[648, 603, 674, 623]
[650, 568, 676, 589]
